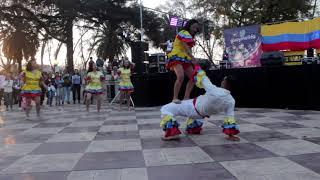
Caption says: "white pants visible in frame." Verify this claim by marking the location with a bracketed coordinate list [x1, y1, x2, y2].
[160, 99, 203, 120]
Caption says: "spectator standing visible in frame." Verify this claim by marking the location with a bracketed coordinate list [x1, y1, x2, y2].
[13, 74, 22, 108]
[72, 69, 82, 104]
[63, 73, 72, 104]
[54, 72, 64, 106]
[3, 74, 13, 111]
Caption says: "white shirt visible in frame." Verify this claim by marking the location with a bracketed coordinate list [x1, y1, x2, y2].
[48, 85, 56, 92]
[195, 77, 235, 117]
[166, 40, 173, 52]
[4, 80, 13, 93]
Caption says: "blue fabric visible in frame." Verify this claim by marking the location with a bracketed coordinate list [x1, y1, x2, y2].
[72, 75, 81, 85]
[221, 124, 240, 130]
[186, 119, 203, 130]
[163, 120, 180, 131]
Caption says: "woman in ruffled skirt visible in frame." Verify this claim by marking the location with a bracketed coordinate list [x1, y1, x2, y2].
[118, 59, 134, 110]
[85, 64, 105, 112]
[20, 60, 47, 119]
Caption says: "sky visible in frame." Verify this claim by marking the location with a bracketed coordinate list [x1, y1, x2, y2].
[36, 0, 166, 69]
[142, 0, 163, 8]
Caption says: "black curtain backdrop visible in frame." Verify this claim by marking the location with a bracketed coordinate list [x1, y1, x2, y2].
[131, 65, 320, 110]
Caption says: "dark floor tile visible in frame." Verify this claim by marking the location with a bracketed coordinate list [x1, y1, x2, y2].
[287, 111, 320, 116]
[103, 119, 137, 125]
[136, 115, 160, 119]
[201, 127, 222, 135]
[73, 151, 145, 170]
[94, 131, 140, 140]
[245, 109, 275, 113]
[78, 117, 106, 121]
[142, 137, 196, 149]
[0, 171, 69, 180]
[31, 141, 90, 155]
[138, 123, 160, 130]
[0, 156, 20, 170]
[209, 119, 249, 126]
[109, 111, 136, 116]
[34, 122, 71, 128]
[304, 137, 320, 145]
[202, 143, 277, 162]
[0, 129, 26, 137]
[60, 126, 100, 133]
[276, 115, 310, 121]
[239, 130, 296, 142]
[288, 153, 320, 174]
[1, 134, 53, 144]
[147, 163, 236, 180]
[259, 122, 306, 129]
[236, 114, 266, 119]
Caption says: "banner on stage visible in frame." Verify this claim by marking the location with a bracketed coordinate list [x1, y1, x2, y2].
[262, 18, 320, 51]
[224, 25, 262, 68]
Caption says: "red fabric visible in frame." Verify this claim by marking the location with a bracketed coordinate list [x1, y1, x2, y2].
[192, 98, 209, 118]
[191, 65, 201, 82]
[262, 39, 320, 52]
[166, 61, 193, 70]
[119, 89, 134, 93]
[186, 127, 202, 135]
[223, 128, 240, 136]
[165, 127, 182, 137]
[21, 93, 42, 98]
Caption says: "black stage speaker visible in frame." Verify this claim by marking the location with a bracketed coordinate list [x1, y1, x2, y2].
[307, 48, 314, 57]
[131, 41, 149, 74]
[261, 51, 285, 66]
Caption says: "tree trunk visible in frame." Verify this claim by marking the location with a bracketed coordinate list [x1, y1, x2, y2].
[66, 19, 74, 73]
[40, 38, 48, 69]
[54, 42, 63, 61]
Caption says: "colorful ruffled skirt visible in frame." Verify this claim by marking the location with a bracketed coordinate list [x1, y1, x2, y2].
[85, 88, 104, 95]
[119, 81, 134, 92]
[21, 90, 42, 98]
[166, 53, 193, 70]
[222, 117, 240, 136]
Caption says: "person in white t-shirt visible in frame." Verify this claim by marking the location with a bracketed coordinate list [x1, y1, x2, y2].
[3, 74, 13, 111]
[160, 39, 173, 54]
[160, 65, 240, 141]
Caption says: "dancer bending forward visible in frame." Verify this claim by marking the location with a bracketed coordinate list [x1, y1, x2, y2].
[160, 66, 240, 141]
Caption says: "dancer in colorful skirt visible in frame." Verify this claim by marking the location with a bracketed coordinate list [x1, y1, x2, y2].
[167, 19, 200, 104]
[118, 59, 134, 110]
[85, 63, 105, 112]
[160, 65, 240, 141]
[20, 59, 47, 119]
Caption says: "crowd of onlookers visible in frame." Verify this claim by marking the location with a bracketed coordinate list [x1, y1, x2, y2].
[0, 57, 128, 111]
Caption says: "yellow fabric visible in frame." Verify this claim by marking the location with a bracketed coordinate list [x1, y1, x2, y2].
[160, 115, 173, 128]
[86, 71, 103, 90]
[283, 51, 305, 56]
[262, 18, 320, 36]
[167, 30, 193, 61]
[186, 118, 194, 126]
[21, 70, 42, 91]
[223, 117, 237, 125]
[119, 68, 133, 87]
[195, 70, 206, 89]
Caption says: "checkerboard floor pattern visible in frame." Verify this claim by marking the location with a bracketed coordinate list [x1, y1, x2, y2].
[0, 105, 320, 180]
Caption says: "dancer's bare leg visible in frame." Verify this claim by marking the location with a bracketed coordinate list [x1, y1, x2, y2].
[97, 94, 102, 113]
[183, 65, 194, 100]
[86, 93, 92, 112]
[35, 96, 41, 117]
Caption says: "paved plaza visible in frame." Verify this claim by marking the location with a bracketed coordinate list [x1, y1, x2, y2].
[0, 104, 320, 180]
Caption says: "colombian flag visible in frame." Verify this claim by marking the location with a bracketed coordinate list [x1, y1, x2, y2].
[262, 18, 320, 52]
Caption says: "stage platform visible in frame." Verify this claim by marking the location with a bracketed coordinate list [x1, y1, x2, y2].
[131, 64, 320, 110]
